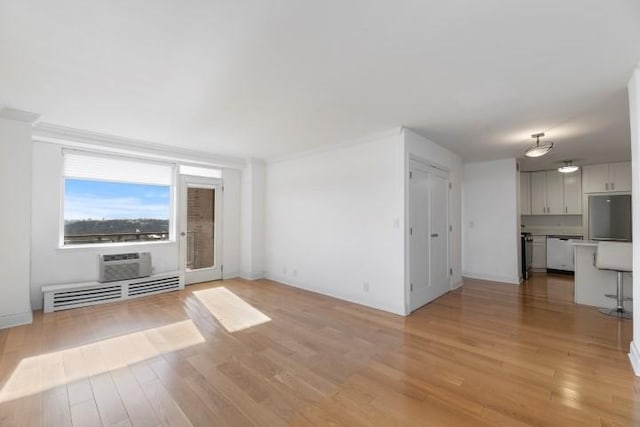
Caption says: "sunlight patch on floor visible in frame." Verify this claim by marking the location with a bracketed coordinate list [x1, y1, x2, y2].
[193, 287, 271, 332]
[0, 319, 204, 403]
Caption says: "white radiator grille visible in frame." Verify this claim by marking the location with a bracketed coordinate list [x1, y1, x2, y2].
[42, 272, 184, 313]
[53, 285, 122, 309]
[128, 276, 181, 297]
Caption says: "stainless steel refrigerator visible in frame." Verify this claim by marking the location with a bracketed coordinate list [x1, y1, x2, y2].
[588, 194, 632, 241]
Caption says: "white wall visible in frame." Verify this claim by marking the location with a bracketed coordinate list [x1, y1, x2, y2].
[0, 114, 35, 327]
[628, 65, 640, 374]
[30, 141, 242, 309]
[264, 130, 406, 314]
[462, 158, 520, 284]
[403, 128, 464, 298]
[240, 160, 265, 279]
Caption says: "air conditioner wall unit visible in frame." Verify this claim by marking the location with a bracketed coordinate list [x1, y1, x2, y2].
[99, 252, 152, 282]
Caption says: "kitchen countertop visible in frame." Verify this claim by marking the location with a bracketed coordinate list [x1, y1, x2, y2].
[572, 240, 598, 246]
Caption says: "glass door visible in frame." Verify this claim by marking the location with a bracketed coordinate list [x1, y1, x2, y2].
[179, 175, 222, 284]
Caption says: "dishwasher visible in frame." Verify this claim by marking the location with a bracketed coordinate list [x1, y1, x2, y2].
[546, 235, 582, 273]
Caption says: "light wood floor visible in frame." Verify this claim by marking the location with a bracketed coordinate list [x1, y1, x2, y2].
[0, 273, 638, 426]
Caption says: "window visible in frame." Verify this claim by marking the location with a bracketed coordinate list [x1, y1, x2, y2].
[179, 165, 222, 178]
[62, 151, 174, 246]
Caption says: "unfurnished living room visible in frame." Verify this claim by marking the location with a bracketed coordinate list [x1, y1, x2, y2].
[1, 1, 640, 426]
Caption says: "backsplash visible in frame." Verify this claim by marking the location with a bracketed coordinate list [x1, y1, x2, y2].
[521, 215, 582, 228]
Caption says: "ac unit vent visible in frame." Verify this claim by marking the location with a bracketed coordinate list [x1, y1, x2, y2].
[128, 276, 181, 297]
[99, 252, 152, 282]
[52, 285, 121, 310]
[103, 253, 140, 262]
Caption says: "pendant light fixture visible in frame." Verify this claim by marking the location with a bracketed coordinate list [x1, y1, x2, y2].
[558, 160, 580, 174]
[524, 132, 554, 158]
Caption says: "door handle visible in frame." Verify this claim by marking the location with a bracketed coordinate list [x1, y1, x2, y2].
[606, 183, 609, 190]
[180, 232, 186, 236]
[431, 233, 439, 238]
[611, 182, 615, 190]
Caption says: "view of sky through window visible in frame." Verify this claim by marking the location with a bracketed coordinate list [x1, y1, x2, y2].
[64, 179, 170, 220]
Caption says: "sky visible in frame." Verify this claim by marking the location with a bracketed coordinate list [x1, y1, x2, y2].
[64, 179, 170, 220]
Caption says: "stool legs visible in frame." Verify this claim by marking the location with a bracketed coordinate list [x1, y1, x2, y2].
[599, 271, 633, 319]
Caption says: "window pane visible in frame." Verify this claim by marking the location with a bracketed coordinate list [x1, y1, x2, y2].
[64, 179, 171, 245]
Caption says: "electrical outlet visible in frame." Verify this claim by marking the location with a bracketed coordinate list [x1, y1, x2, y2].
[363, 281, 370, 292]
[293, 269, 297, 277]
[282, 266, 287, 275]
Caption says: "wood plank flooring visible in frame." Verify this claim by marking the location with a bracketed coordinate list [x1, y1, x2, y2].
[0, 273, 638, 426]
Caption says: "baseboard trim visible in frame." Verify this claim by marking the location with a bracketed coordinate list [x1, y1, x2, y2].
[629, 341, 640, 376]
[222, 271, 240, 280]
[462, 272, 520, 285]
[264, 273, 406, 316]
[0, 310, 33, 329]
[240, 271, 265, 281]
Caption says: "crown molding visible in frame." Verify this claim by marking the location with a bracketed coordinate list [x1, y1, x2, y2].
[266, 127, 403, 164]
[32, 122, 246, 169]
[0, 107, 40, 124]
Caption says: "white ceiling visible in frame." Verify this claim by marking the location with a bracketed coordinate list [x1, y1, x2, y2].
[1, 1, 639, 167]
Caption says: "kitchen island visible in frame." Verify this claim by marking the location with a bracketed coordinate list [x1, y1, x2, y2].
[572, 240, 633, 311]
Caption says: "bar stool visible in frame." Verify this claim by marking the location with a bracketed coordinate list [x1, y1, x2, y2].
[595, 241, 633, 319]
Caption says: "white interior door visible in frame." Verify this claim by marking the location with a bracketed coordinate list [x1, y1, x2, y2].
[409, 161, 430, 312]
[429, 168, 450, 300]
[409, 160, 451, 312]
[180, 175, 223, 284]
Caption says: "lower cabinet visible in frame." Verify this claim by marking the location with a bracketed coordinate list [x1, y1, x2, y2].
[532, 235, 546, 270]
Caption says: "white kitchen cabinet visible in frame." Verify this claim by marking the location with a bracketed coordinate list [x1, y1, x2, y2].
[545, 171, 564, 215]
[583, 162, 631, 193]
[520, 172, 531, 215]
[528, 170, 578, 215]
[563, 172, 582, 214]
[530, 171, 547, 215]
[532, 235, 546, 270]
[610, 162, 631, 192]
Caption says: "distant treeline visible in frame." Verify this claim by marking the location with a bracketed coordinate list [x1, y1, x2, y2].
[65, 219, 169, 235]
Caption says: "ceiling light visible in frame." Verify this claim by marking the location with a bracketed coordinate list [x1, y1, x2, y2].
[558, 160, 580, 174]
[524, 132, 554, 158]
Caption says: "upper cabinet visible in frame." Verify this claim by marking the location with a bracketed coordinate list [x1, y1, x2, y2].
[520, 172, 531, 215]
[522, 170, 582, 215]
[545, 171, 564, 214]
[529, 171, 546, 215]
[563, 172, 582, 214]
[583, 162, 631, 193]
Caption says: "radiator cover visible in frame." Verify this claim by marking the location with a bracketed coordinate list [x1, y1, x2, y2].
[42, 271, 184, 313]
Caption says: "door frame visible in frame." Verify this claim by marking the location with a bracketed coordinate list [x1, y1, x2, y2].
[179, 174, 223, 285]
[405, 154, 452, 314]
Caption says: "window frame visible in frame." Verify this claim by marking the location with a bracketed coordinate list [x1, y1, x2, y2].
[58, 150, 178, 249]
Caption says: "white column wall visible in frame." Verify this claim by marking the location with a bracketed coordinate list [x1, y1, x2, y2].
[0, 110, 37, 328]
[462, 158, 521, 284]
[240, 159, 265, 279]
[628, 65, 640, 374]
